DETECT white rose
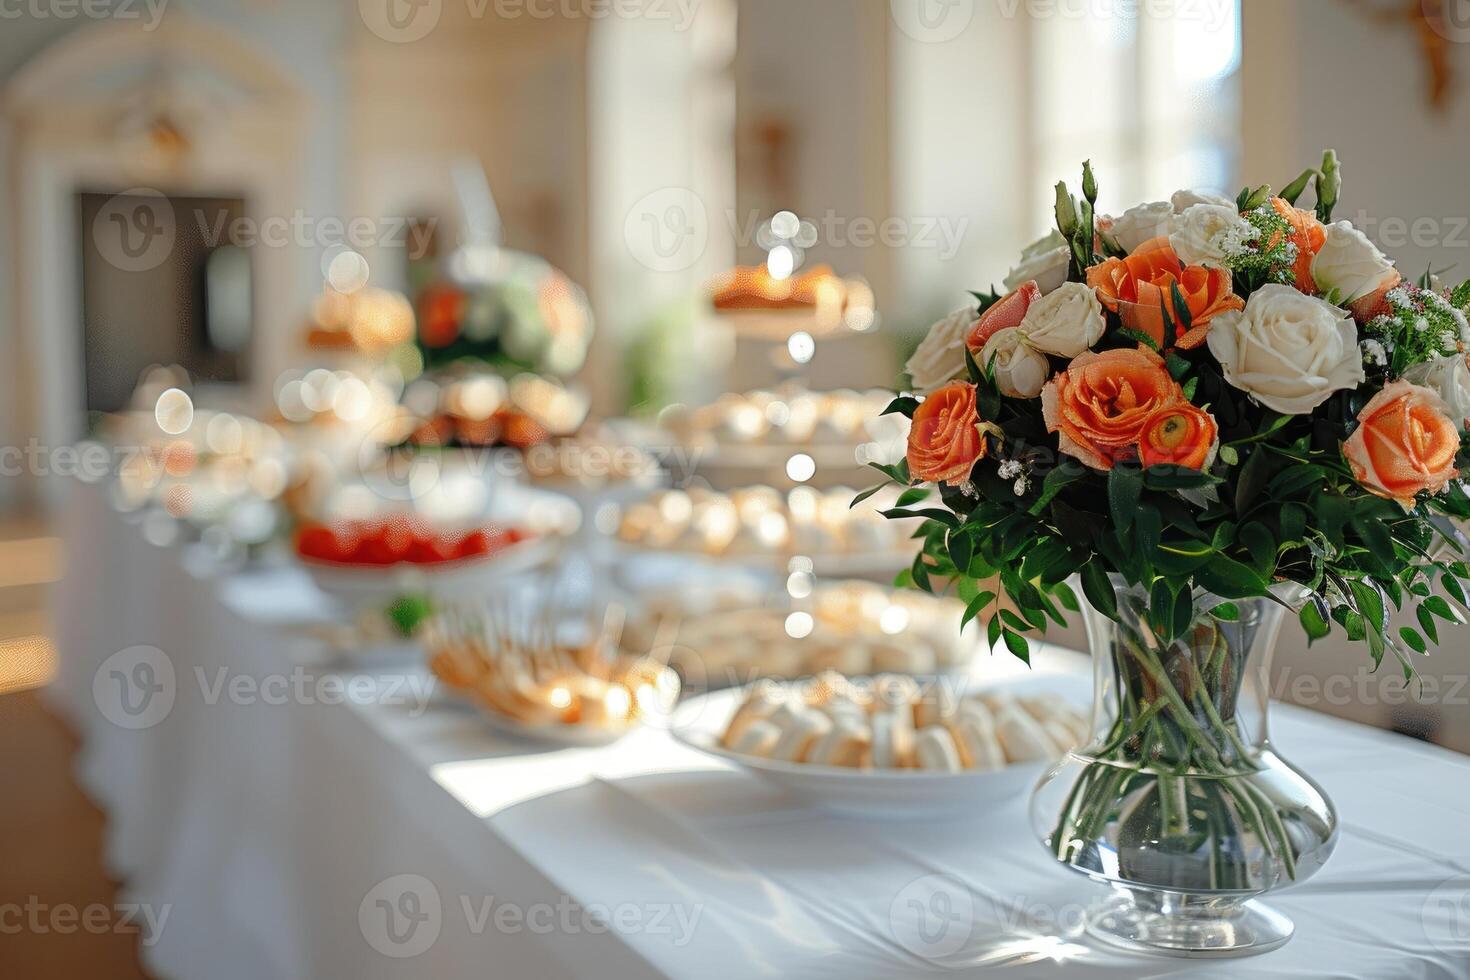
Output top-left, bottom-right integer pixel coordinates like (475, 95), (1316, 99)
(1017, 281), (1105, 358)
(905, 306), (973, 393)
(1171, 188), (1237, 212)
(1169, 203), (1254, 270)
(980, 328), (1051, 399)
(1403, 355), (1470, 430)
(1004, 231), (1070, 295)
(1206, 284), (1367, 415)
(1104, 200), (1172, 254)
(1311, 221), (1398, 304)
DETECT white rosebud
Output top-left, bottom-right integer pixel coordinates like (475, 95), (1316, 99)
(1206, 284), (1367, 415)
(979, 327), (1051, 399)
(1017, 281), (1106, 358)
(1169, 203), (1255, 270)
(1311, 221), (1398, 305)
(1171, 188), (1237, 212)
(1003, 231), (1070, 295)
(1104, 200), (1172, 254)
(1402, 355), (1470, 430)
(904, 306), (974, 394)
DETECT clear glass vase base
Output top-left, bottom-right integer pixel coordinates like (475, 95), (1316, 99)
(1085, 892), (1293, 958)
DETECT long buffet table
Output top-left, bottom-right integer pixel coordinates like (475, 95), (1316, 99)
(47, 481), (1470, 978)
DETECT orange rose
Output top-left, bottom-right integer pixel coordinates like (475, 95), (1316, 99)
(1139, 403), (1219, 470)
(1348, 275), (1403, 325)
(1268, 197), (1327, 295)
(1343, 380), (1460, 509)
(1041, 347), (1184, 471)
(966, 281), (1041, 351)
(1086, 237), (1243, 350)
(906, 382), (989, 484)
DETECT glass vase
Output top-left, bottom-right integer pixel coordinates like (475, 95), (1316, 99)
(1029, 577), (1339, 957)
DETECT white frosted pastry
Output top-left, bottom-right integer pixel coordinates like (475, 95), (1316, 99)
(870, 709), (916, 768)
(915, 726), (964, 773)
(721, 681), (786, 747)
(913, 683), (959, 729)
(974, 690), (1020, 717)
(994, 704), (1061, 763)
(808, 720), (871, 768)
(731, 719), (781, 758)
(1020, 694), (1090, 744)
(951, 704), (1007, 771)
(872, 674), (920, 713)
(769, 709), (833, 762)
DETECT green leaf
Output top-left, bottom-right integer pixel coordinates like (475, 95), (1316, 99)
(1218, 445), (1240, 467)
(1079, 561), (1117, 619)
(1299, 600), (1331, 643)
(1194, 558), (1268, 599)
(946, 528), (974, 575)
(987, 612), (1004, 650)
(1108, 465), (1144, 533)
(1279, 167), (1317, 206)
(850, 482), (891, 509)
(1240, 522), (1278, 576)
(961, 590), (996, 631)
(1348, 579), (1387, 635)
(894, 487), (931, 508)
(1029, 464), (1089, 514)
(1053, 581), (1081, 612)
(1416, 604), (1440, 645)
(882, 395), (920, 417)
(1400, 626), (1428, 654)
(1423, 595), (1464, 624)
(1002, 629), (1031, 664)
(1211, 602), (1240, 622)
(910, 554), (934, 594)
(881, 507), (959, 527)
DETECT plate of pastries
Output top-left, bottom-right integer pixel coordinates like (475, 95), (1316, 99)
(425, 602), (681, 746)
(673, 671), (1089, 816)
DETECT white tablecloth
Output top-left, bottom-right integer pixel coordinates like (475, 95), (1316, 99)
(48, 481), (1470, 978)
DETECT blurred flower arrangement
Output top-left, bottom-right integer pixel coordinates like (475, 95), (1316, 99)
(414, 247), (594, 379)
(869, 151), (1470, 671)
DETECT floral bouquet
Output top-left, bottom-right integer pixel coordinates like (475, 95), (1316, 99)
(875, 151), (1470, 669)
(868, 153), (1470, 949)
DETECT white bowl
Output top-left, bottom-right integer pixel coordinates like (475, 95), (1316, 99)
(671, 686), (1051, 819)
(300, 535), (557, 608)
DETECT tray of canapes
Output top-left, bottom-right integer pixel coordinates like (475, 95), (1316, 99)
(657, 387), (905, 473)
(613, 485), (917, 576)
(425, 605), (681, 746)
(672, 672), (1088, 817)
(621, 579), (982, 683)
(294, 518), (553, 605)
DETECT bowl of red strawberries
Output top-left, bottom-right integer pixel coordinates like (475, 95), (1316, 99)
(294, 517), (554, 605)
